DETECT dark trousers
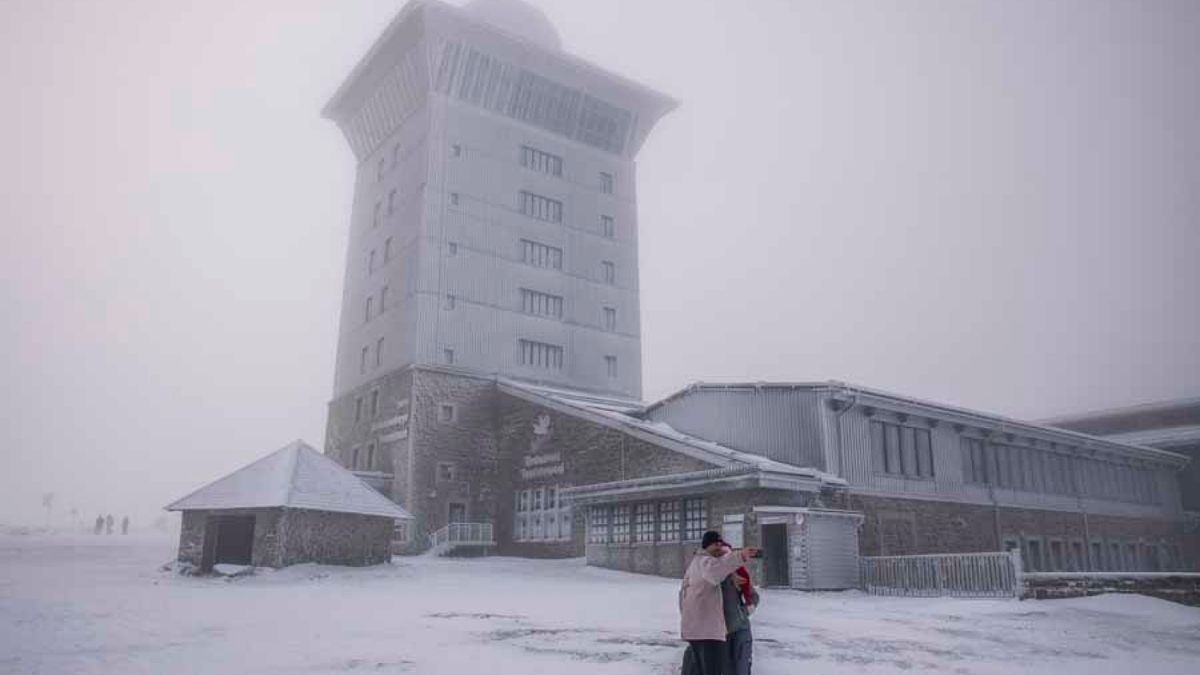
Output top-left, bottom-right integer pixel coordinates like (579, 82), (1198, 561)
(726, 627), (753, 675)
(683, 640), (726, 675)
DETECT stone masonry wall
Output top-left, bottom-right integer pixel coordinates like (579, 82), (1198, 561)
(279, 509), (394, 566)
(495, 388), (713, 558)
(404, 368), (501, 552)
(325, 366), (415, 484)
(174, 508), (284, 569)
(176, 511), (206, 566)
(845, 492), (1193, 570)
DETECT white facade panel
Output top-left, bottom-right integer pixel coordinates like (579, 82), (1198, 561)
(326, 7), (671, 402)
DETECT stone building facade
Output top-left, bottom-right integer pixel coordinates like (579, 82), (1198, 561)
(176, 508), (395, 570)
(326, 368), (1194, 583)
(314, 1), (1195, 585)
(166, 441), (411, 571)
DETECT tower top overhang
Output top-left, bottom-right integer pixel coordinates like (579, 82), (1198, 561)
(322, 0), (677, 160)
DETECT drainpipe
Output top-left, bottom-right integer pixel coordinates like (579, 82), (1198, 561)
(832, 385), (859, 481)
(620, 433), (627, 481)
(1076, 447), (1092, 570)
(988, 427), (1002, 550)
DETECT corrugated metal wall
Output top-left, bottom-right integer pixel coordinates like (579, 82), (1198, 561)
(834, 396), (1184, 519)
(645, 388), (828, 470)
(802, 513), (861, 590)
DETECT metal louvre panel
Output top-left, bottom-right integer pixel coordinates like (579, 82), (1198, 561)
(646, 388), (826, 469)
(805, 515), (860, 590)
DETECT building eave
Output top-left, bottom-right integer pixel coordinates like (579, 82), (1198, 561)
(641, 380), (1191, 469)
(322, 0), (677, 125)
(560, 466), (829, 506)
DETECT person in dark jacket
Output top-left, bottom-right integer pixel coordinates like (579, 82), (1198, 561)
(720, 564), (759, 675)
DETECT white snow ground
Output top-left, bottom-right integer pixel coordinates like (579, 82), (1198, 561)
(1, 534), (1198, 675)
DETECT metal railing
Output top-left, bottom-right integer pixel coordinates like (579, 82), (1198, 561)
(861, 550), (1023, 598)
(428, 522), (495, 555)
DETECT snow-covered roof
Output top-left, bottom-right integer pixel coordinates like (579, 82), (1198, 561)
(1105, 425), (1200, 449)
(463, 0), (562, 51)
(496, 379), (645, 414)
(644, 380), (1190, 468)
(497, 379), (847, 488)
(165, 440), (412, 520)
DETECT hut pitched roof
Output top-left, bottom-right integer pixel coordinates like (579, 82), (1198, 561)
(165, 440), (411, 520)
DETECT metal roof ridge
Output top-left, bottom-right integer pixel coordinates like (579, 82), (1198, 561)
(643, 379), (1188, 467)
(1039, 396), (1200, 425)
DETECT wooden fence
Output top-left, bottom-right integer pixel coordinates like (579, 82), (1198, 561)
(861, 551), (1023, 598)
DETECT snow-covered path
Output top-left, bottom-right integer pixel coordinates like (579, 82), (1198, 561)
(1, 534), (1198, 674)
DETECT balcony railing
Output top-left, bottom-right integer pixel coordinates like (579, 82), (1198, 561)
(428, 522), (495, 556)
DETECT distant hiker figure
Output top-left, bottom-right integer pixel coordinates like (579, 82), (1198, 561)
(121, 516), (129, 535)
(679, 531), (760, 675)
(93, 515), (104, 535)
(105, 514), (114, 535)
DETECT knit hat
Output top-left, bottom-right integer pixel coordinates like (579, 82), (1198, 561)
(701, 530), (722, 549)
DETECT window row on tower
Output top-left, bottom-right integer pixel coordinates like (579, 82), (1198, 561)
(518, 189), (617, 240)
(514, 339), (618, 379)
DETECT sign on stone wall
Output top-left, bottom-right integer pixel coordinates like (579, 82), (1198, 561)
(520, 413), (565, 481)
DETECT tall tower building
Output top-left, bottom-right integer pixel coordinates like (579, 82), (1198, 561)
(321, 0), (675, 543)
(323, 0), (674, 402)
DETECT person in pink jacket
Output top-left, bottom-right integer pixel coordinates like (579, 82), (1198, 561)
(679, 531), (761, 674)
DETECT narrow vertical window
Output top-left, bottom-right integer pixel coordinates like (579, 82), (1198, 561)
(368, 250), (376, 275)
(360, 346), (368, 374)
(915, 429), (934, 478)
(602, 261), (615, 285)
(884, 423), (900, 475)
(366, 442), (376, 470)
(447, 242), (458, 256)
(354, 396), (363, 422)
(872, 421), (887, 473)
(444, 348), (455, 365)
(384, 237), (392, 262)
(387, 189), (396, 215)
(603, 307), (616, 331)
(370, 389), (379, 418)
(600, 172), (613, 194)
(365, 296), (374, 323)
(605, 355), (617, 378)
(444, 294), (456, 310)
(373, 201), (381, 228)
(380, 286), (388, 313)
(601, 215), (614, 238)
(376, 157), (385, 182)
(391, 143), (400, 167)
(375, 337), (384, 368)
(451, 144), (461, 157)
(683, 498), (707, 542)
(449, 192), (459, 206)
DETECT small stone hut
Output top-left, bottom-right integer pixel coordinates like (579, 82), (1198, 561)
(166, 440), (411, 571)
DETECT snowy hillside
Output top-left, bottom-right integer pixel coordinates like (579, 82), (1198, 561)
(1, 534), (1198, 674)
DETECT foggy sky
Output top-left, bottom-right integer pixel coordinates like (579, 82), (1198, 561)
(2, 0), (1198, 526)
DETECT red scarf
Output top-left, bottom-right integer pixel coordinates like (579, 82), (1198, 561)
(719, 541), (756, 607)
